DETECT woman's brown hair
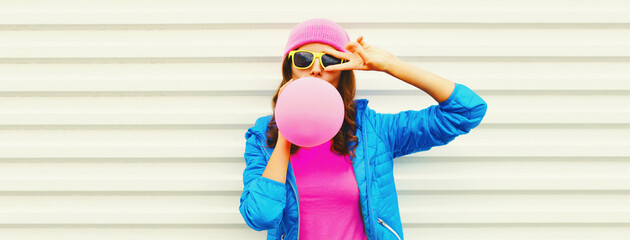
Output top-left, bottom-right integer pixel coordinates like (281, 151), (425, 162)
(266, 55), (359, 161)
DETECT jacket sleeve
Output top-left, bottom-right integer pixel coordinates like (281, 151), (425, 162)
(368, 83), (487, 158)
(238, 128), (287, 231)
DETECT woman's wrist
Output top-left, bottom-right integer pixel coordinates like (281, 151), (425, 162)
(384, 55), (404, 76)
(276, 131), (291, 149)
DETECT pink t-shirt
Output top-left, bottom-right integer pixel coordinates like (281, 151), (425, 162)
(290, 140), (368, 240)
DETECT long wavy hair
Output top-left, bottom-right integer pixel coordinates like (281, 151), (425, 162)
(266, 55), (359, 161)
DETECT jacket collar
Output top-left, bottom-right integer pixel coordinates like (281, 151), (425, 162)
(353, 99), (368, 129)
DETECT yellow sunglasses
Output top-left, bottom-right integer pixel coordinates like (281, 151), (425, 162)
(288, 50), (346, 69)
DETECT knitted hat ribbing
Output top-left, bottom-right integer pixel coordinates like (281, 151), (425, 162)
(283, 18), (350, 59)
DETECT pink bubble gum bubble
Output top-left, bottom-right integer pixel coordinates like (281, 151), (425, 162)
(275, 77), (344, 147)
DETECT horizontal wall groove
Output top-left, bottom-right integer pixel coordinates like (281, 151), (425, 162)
(0, 123), (628, 130)
(2, 22), (630, 30)
(395, 156), (630, 163)
(0, 157), (240, 163)
(0, 223), (629, 228)
(2, 56), (630, 64)
(0, 157), (626, 163)
(361, 90), (630, 96)
(2, 189), (630, 196)
(0, 191), (240, 196)
(403, 223), (630, 227)
(0, 91), (273, 97)
(478, 124), (630, 129)
(398, 190), (630, 195)
(2, 178), (630, 191)
(0, 224), (247, 228)
(0, 125), (250, 130)
(0, 58), (263, 64)
(0, 90), (628, 97)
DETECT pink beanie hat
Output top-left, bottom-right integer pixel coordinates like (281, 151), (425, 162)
(283, 18), (351, 58)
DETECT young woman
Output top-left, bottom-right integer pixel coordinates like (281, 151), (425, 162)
(239, 18), (487, 240)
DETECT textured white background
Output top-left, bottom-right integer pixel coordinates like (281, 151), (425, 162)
(1, 0), (630, 239)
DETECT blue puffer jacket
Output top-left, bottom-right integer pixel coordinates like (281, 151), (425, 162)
(240, 83), (487, 240)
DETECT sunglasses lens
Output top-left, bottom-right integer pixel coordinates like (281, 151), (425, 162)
(321, 54), (343, 67)
(293, 51), (314, 68)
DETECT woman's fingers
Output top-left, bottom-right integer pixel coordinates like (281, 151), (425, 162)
(322, 48), (352, 60)
(357, 36), (366, 46)
(322, 36), (372, 72)
(346, 41), (370, 65)
(324, 61), (358, 72)
(322, 48), (360, 71)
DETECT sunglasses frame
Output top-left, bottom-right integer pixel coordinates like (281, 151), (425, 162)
(288, 50), (345, 69)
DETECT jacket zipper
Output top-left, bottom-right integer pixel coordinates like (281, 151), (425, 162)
(256, 135), (297, 240)
(377, 218), (401, 240)
(363, 131), (378, 240)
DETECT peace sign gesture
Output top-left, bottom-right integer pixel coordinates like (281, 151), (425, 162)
(323, 36), (397, 73)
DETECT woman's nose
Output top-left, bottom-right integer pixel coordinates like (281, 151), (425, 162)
(310, 59), (322, 76)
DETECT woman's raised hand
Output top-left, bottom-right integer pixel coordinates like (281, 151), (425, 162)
(323, 36), (398, 73)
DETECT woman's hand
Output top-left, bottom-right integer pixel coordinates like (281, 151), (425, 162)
(323, 36), (399, 73)
(324, 36), (456, 103)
